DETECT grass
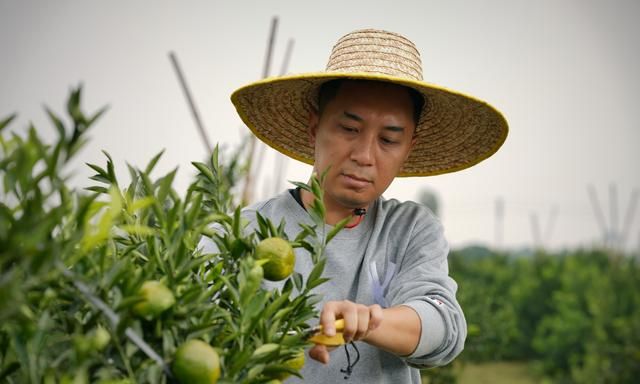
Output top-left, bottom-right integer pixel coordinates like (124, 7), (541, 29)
(423, 361), (540, 384)
(458, 361), (539, 384)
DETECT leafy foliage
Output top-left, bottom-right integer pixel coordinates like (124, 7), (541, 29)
(0, 87), (343, 383)
(441, 247), (640, 383)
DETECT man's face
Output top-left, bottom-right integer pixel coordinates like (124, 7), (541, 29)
(308, 80), (416, 210)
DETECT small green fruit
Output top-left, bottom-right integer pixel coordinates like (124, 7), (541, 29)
(255, 237), (295, 281)
(91, 326), (111, 351)
(273, 350), (305, 380)
(173, 339), (220, 384)
(133, 280), (175, 319)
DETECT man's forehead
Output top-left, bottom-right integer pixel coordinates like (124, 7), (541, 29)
(336, 80), (413, 97)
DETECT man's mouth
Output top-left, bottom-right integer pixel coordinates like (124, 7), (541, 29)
(341, 173), (372, 188)
(344, 174), (370, 183)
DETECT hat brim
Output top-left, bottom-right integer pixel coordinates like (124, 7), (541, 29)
(231, 72), (508, 177)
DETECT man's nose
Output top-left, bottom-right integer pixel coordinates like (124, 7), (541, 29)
(350, 134), (375, 166)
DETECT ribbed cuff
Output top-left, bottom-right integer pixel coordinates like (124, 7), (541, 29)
(401, 300), (446, 358)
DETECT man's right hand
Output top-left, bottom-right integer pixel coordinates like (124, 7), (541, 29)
(308, 300), (383, 364)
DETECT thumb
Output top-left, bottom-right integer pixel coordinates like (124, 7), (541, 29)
(309, 344), (335, 365)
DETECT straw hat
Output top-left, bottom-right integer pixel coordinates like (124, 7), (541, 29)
(231, 29), (508, 177)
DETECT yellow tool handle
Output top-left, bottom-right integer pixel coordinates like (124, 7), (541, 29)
(329, 318), (345, 331)
(309, 319), (346, 346)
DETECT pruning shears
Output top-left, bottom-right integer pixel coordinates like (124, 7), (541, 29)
(290, 319), (347, 346)
(289, 319), (362, 379)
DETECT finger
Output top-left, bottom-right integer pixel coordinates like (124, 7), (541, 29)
(320, 302), (338, 336)
(354, 305), (371, 340)
(309, 344), (336, 364)
(368, 304), (384, 331)
(341, 302), (358, 342)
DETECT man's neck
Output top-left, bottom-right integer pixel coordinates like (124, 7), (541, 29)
(299, 189), (367, 226)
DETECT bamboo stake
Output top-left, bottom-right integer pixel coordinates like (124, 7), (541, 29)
(169, 51), (213, 154)
(620, 188), (639, 249)
(587, 184), (609, 247)
(242, 16), (278, 205)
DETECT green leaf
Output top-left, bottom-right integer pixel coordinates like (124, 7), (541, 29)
(84, 186), (109, 194)
(232, 206), (242, 238)
(293, 272), (303, 291)
(192, 161), (215, 183)
(311, 177), (322, 199)
(86, 105), (109, 127)
(262, 291), (291, 320)
(45, 108), (65, 138)
(102, 150), (117, 185)
(0, 113), (17, 132)
(144, 149), (165, 175)
(89, 174), (111, 184)
(246, 363), (265, 380)
(128, 196), (155, 213)
(67, 85), (83, 122)
(210, 144), (220, 172)
(251, 343), (279, 358)
(276, 218), (286, 236)
(185, 192), (202, 226)
(288, 180), (312, 193)
(307, 294), (323, 306)
(67, 136), (90, 160)
(255, 211), (269, 238)
(263, 364), (302, 380)
(306, 277), (330, 291)
(268, 218), (279, 238)
(0, 361), (20, 380)
(156, 167), (177, 204)
(86, 162), (108, 179)
(120, 224), (155, 237)
(326, 215), (350, 244)
(294, 226), (312, 242)
(306, 258), (326, 287)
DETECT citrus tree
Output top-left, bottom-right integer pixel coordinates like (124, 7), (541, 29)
(0, 87), (344, 383)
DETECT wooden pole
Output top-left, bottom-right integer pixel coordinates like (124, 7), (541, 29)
(169, 51), (213, 154)
(620, 188), (639, 249)
(273, 38), (295, 195)
(242, 16), (278, 205)
(587, 184), (609, 247)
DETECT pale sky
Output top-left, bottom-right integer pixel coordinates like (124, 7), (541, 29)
(2, 0), (639, 252)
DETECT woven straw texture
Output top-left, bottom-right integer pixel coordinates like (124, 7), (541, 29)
(231, 29), (508, 177)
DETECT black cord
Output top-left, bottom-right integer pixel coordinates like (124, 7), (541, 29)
(340, 341), (360, 379)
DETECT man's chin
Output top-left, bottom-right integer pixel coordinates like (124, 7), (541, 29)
(335, 193), (372, 210)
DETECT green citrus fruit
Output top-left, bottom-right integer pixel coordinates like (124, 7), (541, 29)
(91, 326), (111, 351)
(133, 280), (175, 319)
(173, 339), (220, 384)
(97, 379), (133, 384)
(255, 237), (295, 281)
(273, 350), (305, 380)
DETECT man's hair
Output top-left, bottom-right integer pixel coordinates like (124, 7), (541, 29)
(317, 79), (425, 129)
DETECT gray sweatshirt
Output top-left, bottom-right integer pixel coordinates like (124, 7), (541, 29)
(230, 191), (467, 384)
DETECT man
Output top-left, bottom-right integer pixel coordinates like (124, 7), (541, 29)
(229, 29), (508, 382)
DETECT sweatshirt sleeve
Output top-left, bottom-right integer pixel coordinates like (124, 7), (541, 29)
(385, 208), (467, 368)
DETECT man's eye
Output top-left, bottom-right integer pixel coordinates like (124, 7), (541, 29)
(341, 125), (357, 133)
(381, 137), (398, 145)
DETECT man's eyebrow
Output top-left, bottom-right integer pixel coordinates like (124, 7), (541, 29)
(342, 111), (363, 122)
(342, 111), (405, 132)
(384, 126), (404, 133)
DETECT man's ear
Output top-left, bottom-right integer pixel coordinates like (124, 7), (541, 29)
(308, 108), (319, 145)
(404, 135), (417, 162)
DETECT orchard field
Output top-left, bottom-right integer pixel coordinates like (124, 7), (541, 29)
(423, 246), (640, 384)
